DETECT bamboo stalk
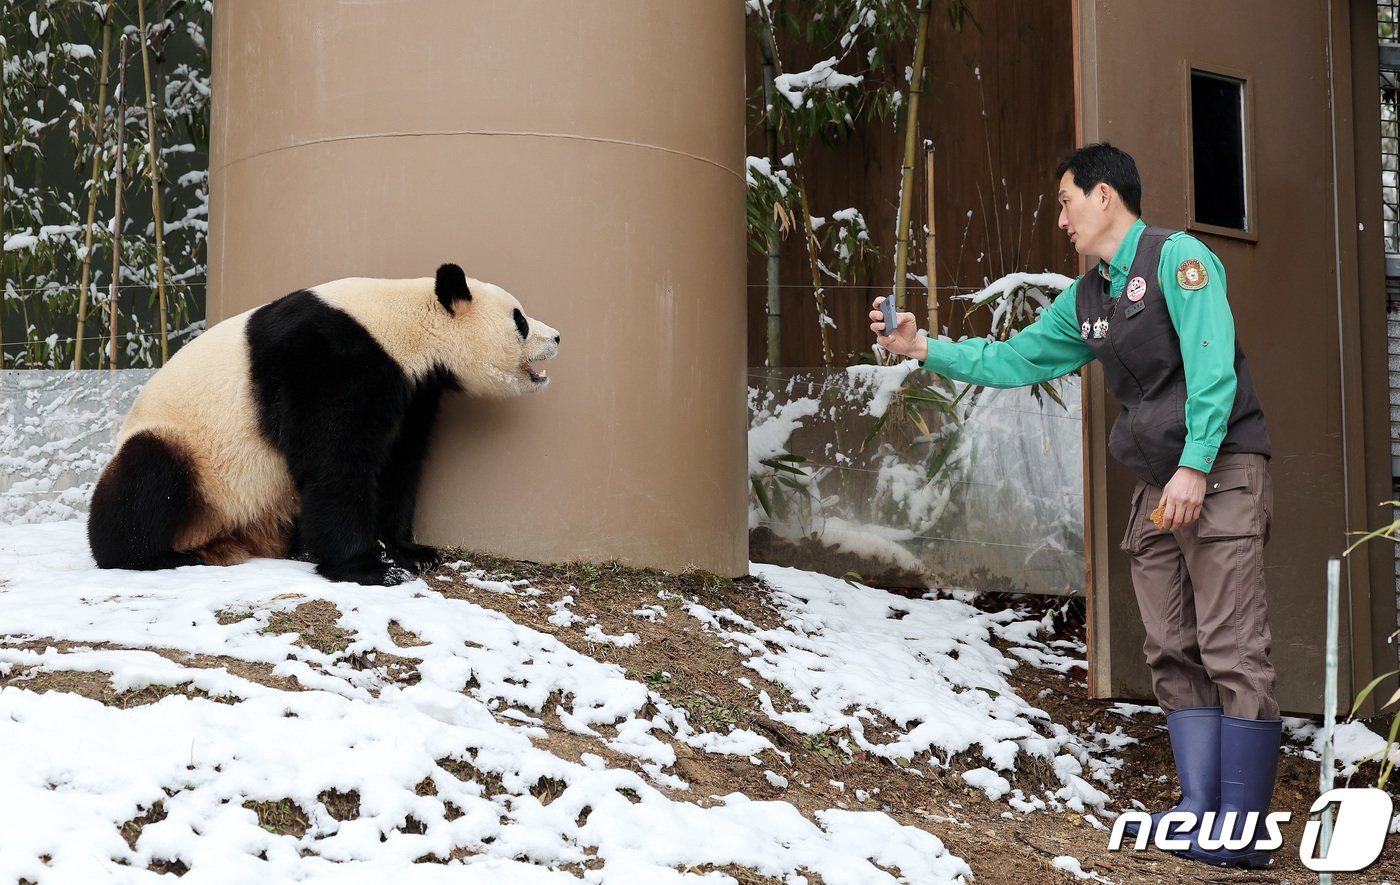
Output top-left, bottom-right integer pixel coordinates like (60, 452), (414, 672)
(1319, 556), (1341, 885)
(758, 26), (782, 369)
(108, 36), (130, 371)
(891, 0), (932, 332)
(1, 29), (7, 368)
(795, 169), (832, 367)
(925, 144), (938, 335)
(74, 0), (117, 371)
(756, 7), (831, 367)
(136, 0), (170, 364)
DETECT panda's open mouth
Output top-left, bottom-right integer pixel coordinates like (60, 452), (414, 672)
(525, 363), (549, 385)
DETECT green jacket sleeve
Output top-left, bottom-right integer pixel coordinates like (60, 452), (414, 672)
(921, 280), (1094, 387)
(1160, 234), (1236, 474)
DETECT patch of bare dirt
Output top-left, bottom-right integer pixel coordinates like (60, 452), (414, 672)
(427, 554), (1400, 885)
(265, 599), (351, 655)
(0, 636), (304, 700)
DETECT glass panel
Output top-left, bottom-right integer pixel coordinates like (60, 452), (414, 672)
(748, 367), (1084, 596)
(0, 369), (154, 523)
(1383, 68), (1399, 255)
(1382, 0), (1400, 41)
(1191, 70), (1248, 231)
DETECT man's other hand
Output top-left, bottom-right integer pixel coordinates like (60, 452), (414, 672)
(1158, 466), (1207, 531)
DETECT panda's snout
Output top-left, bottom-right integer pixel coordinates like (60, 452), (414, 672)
(530, 325), (561, 363)
(522, 327), (559, 388)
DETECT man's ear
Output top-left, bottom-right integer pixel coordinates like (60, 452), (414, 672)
(1096, 182), (1114, 209)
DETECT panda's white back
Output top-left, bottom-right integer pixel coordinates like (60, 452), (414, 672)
(309, 277), (443, 381)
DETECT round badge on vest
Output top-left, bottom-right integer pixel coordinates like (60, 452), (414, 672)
(1127, 276), (1147, 302)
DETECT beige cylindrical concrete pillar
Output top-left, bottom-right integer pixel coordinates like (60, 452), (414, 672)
(209, 3), (747, 574)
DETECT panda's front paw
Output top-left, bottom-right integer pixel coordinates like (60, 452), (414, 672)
(318, 557), (402, 587)
(385, 540), (443, 573)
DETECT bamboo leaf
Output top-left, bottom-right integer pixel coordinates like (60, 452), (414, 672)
(1344, 522), (1400, 556)
(861, 412), (890, 451)
(776, 476), (809, 495)
(1038, 380), (1067, 410)
(1348, 669), (1400, 718)
(765, 461), (808, 477)
(905, 403), (931, 438)
(1379, 715), (1400, 790)
(925, 437), (956, 481)
(751, 477), (773, 519)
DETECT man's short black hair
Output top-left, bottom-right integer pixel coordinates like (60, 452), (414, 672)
(1055, 143), (1142, 216)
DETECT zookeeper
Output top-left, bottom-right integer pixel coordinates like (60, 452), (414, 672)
(871, 143), (1280, 870)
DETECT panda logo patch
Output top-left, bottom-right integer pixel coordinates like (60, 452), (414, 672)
(1176, 259), (1209, 291)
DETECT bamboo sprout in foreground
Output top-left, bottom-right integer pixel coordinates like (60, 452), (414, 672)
(108, 37), (130, 371)
(891, 0), (933, 360)
(137, 0), (170, 365)
(75, 1), (117, 370)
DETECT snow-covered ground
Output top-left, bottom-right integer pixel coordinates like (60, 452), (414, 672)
(3, 520), (1397, 883)
(0, 519), (1120, 884)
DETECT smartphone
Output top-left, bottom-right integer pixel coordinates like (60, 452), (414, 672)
(880, 296), (897, 336)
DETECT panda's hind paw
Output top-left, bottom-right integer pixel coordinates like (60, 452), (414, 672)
(385, 541), (443, 574)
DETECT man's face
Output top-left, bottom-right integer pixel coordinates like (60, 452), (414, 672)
(1057, 170), (1106, 259)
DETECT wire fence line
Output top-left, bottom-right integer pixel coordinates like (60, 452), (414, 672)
(0, 330), (202, 349)
(0, 282), (208, 295)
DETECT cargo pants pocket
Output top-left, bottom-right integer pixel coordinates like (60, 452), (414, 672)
(1196, 463), (1262, 541)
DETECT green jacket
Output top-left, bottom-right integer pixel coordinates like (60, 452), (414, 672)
(921, 219), (1244, 475)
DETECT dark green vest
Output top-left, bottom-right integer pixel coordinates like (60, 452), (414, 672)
(1074, 226), (1271, 485)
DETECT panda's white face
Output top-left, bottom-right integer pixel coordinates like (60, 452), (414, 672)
(305, 270), (559, 399)
(450, 277), (560, 398)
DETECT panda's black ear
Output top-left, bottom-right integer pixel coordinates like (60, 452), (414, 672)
(435, 263), (471, 314)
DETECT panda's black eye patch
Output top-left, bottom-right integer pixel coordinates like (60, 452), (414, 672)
(513, 308), (529, 340)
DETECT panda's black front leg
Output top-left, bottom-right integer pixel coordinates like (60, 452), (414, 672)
(287, 429), (410, 587)
(376, 380), (447, 574)
(299, 475), (405, 586)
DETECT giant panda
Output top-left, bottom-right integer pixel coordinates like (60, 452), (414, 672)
(88, 263), (560, 586)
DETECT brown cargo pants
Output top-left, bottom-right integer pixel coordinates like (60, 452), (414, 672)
(1120, 452), (1279, 720)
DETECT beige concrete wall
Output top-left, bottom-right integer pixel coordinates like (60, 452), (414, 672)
(209, 2), (748, 573)
(1077, 0), (1394, 715)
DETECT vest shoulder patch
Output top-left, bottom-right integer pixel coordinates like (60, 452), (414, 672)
(1176, 258), (1209, 291)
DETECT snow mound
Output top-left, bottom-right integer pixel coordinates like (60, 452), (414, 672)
(0, 521), (976, 884)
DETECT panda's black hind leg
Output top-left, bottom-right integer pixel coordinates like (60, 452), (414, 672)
(384, 540), (442, 573)
(89, 431), (204, 571)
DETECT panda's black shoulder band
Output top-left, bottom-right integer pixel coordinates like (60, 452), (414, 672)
(435, 263), (471, 314)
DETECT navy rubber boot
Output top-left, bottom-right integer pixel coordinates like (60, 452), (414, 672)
(1179, 716), (1284, 868)
(1122, 706), (1222, 842)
